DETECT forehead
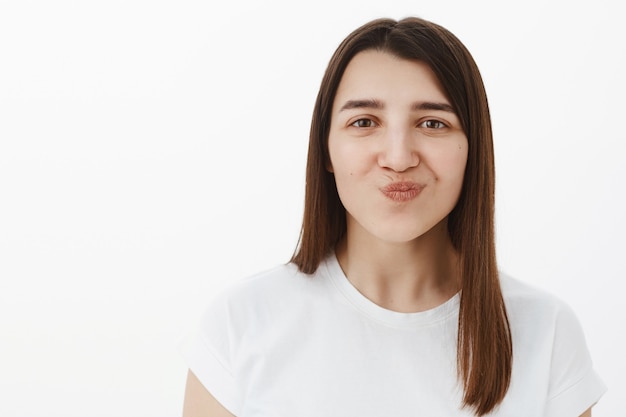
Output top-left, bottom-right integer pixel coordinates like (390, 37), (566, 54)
(333, 50), (449, 108)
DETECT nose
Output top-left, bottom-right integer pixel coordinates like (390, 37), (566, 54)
(377, 127), (419, 172)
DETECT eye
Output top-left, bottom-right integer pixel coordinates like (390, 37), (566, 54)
(420, 119), (447, 129)
(350, 118), (377, 128)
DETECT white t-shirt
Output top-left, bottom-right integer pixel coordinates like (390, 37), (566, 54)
(181, 254), (606, 416)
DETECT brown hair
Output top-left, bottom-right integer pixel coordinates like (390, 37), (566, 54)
(291, 17), (512, 415)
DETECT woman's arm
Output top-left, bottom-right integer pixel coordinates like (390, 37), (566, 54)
(182, 370), (235, 417)
(580, 407), (592, 417)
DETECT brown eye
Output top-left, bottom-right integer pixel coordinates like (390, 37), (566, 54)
(351, 118), (376, 128)
(422, 119), (446, 129)
(421, 120), (446, 129)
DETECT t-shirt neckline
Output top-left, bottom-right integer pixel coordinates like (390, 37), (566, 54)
(322, 252), (460, 329)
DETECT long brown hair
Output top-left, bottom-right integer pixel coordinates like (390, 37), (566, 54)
(291, 17), (512, 415)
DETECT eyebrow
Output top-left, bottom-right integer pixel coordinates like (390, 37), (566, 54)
(339, 99), (455, 113)
(339, 99), (384, 111)
(412, 101), (455, 113)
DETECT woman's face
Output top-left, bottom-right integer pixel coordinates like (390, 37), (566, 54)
(328, 50), (468, 244)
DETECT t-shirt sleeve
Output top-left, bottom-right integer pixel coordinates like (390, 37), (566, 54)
(180, 291), (242, 416)
(543, 301), (606, 416)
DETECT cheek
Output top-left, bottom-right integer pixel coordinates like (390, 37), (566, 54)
(450, 139), (469, 174)
(453, 147), (469, 177)
(431, 142), (468, 183)
(452, 150), (469, 194)
(329, 145), (368, 203)
(327, 137), (340, 172)
(328, 141), (367, 176)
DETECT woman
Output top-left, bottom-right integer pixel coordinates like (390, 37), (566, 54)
(181, 17), (606, 416)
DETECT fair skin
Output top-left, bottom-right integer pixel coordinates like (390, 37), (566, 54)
(328, 50), (467, 312)
(183, 370), (234, 417)
(182, 49), (594, 417)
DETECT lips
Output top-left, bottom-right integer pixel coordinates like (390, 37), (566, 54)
(380, 181), (424, 202)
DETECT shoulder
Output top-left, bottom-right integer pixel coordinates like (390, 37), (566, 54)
(221, 262), (302, 299)
(215, 261), (326, 305)
(498, 271), (592, 369)
(182, 262), (322, 416)
(497, 273), (606, 414)
(498, 271), (591, 353)
(198, 261), (330, 328)
(499, 272), (575, 319)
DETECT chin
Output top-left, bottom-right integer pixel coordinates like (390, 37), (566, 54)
(368, 216), (450, 244)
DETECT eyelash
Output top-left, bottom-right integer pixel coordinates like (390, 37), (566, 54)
(349, 118), (448, 129)
(420, 120), (447, 129)
(351, 118), (377, 128)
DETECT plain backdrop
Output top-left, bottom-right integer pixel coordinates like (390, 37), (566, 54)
(1, 0), (624, 415)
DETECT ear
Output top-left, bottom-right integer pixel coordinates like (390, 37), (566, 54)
(325, 160), (334, 173)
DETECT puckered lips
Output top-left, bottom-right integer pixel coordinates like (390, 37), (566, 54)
(380, 181), (425, 202)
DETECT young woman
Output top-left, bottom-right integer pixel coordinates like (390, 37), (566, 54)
(181, 17), (606, 416)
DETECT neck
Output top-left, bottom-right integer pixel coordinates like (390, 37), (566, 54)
(335, 219), (461, 313)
